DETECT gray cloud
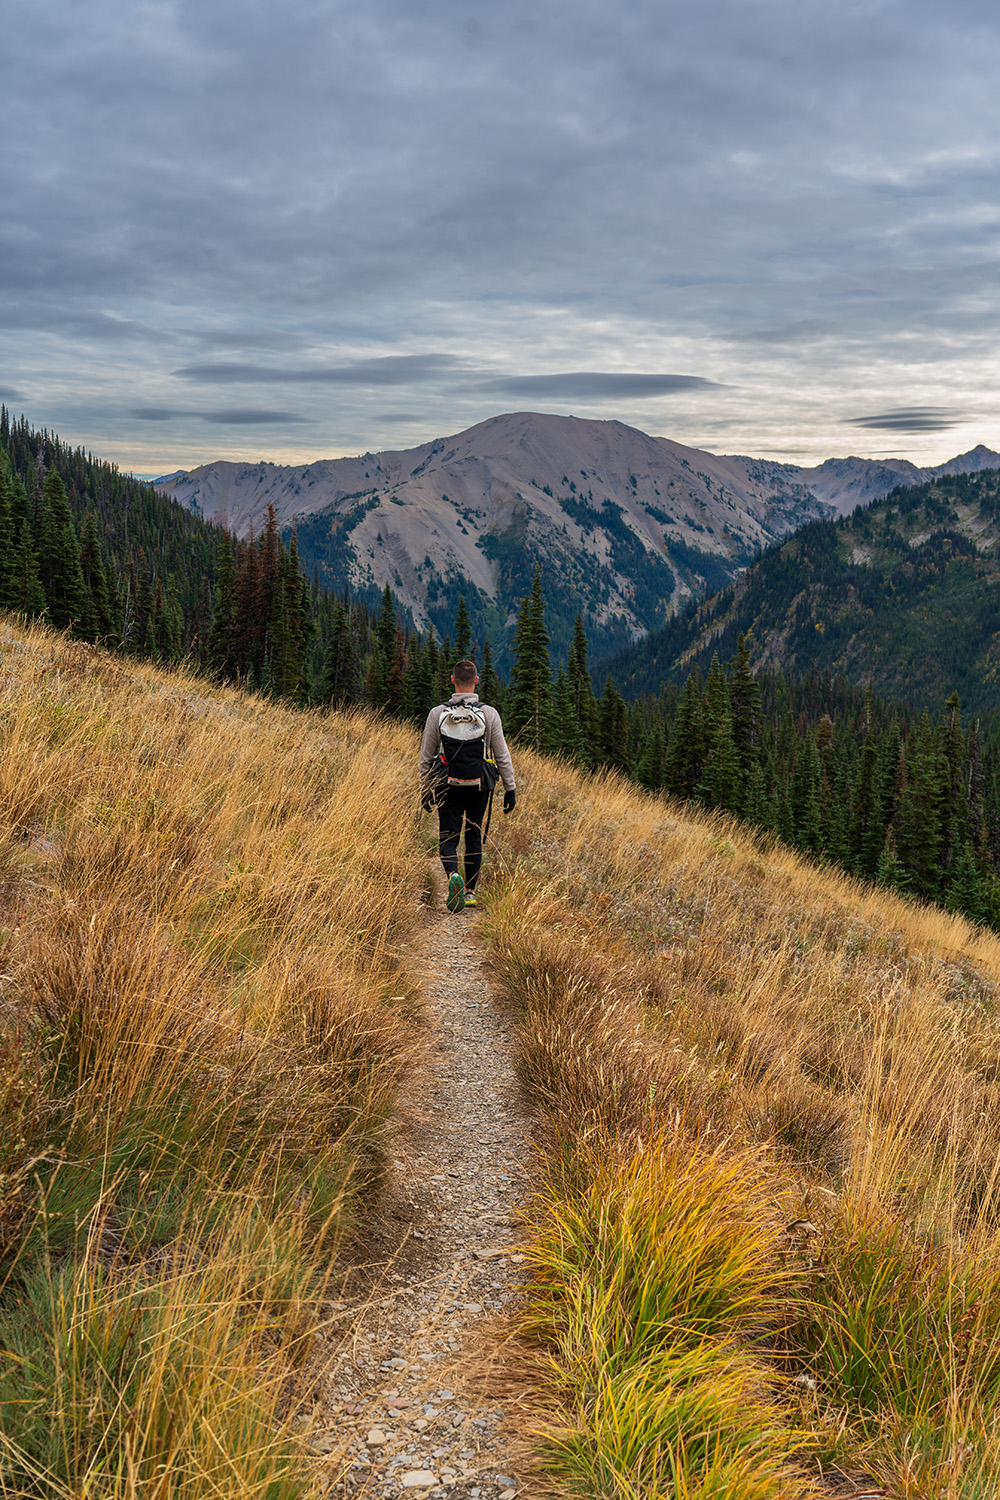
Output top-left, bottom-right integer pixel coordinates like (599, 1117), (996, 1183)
(130, 406), (182, 420)
(0, 385), (23, 401)
(5, 0), (1000, 466)
(202, 409), (305, 425)
(844, 408), (969, 432)
(173, 355), (464, 385)
(483, 373), (723, 400)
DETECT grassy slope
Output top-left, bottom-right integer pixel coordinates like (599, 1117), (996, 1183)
(483, 749), (1000, 1498)
(0, 619), (426, 1498)
(9, 615), (1000, 1497)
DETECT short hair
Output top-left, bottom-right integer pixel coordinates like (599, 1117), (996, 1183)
(452, 658), (478, 686)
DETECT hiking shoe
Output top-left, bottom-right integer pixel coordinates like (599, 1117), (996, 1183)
(446, 872), (466, 912)
(463, 890), (478, 909)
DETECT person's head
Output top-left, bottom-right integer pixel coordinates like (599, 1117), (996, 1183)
(451, 658), (478, 691)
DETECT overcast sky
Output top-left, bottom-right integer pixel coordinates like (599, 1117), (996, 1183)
(4, 0), (1000, 472)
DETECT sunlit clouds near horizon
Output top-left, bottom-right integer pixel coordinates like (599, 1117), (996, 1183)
(4, 0), (1000, 472)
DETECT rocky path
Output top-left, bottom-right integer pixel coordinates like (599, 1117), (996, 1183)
(311, 882), (535, 1500)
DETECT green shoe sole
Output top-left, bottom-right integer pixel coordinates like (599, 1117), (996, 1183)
(446, 873), (466, 912)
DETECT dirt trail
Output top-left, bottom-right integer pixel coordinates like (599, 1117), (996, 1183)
(313, 880), (536, 1499)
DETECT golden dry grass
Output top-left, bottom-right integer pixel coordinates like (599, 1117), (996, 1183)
(482, 748), (1000, 1497)
(0, 619), (427, 1498)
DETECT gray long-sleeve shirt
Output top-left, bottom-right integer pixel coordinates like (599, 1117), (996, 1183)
(419, 693), (516, 794)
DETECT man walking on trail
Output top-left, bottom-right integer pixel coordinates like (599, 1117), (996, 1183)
(420, 659), (516, 912)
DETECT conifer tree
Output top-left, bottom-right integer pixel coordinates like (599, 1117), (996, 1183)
(696, 655), (741, 813)
(743, 759), (770, 827)
(876, 832), (910, 892)
(9, 520), (47, 620)
(849, 736), (885, 880)
(664, 671), (705, 797)
(566, 614), (597, 764)
(453, 595), (472, 658)
(320, 598), (359, 708)
(939, 692), (967, 879)
(162, 577), (184, 660)
(37, 470), (92, 635)
(636, 718), (666, 791)
(550, 667), (585, 762)
(385, 625), (408, 715)
(231, 529), (261, 675)
(596, 679), (631, 774)
(506, 569), (552, 750)
(479, 636), (502, 712)
(207, 531), (237, 678)
(365, 585), (397, 708)
(896, 712), (945, 898)
(0, 458), (14, 606)
(729, 634), (762, 783)
(946, 839), (982, 921)
(401, 631), (434, 722)
(80, 511), (115, 641)
(435, 635), (454, 704)
(791, 729), (823, 853)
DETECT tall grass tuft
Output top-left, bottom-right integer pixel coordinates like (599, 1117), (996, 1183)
(0, 620), (426, 1496)
(481, 747), (1000, 1493)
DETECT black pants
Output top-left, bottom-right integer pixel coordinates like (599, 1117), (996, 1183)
(438, 785), (491, 891)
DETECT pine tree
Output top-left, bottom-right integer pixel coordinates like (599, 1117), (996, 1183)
(506, 569), (552, 750)
(365, 585), (396, 708)
(596, 679), (631, 774)
(636, 718), (666, 791)
(664, 671), (705, 797)
(849, 736), (885, 880)
(134, 560), (155, 658)
(566, 614), (597, 763)
(37, 470), (92, 635)
(945, 838), (983, 922)
(896, 712), (945, 899)
(79, 511), (115, 641)
(162, 576), (184, 660)
(876, 832), (910, 892)
(435, 635), (454, 704)
(453, 595), (472, 658)
(231, 529), (261, 675)
(321, 598), (359, 708)
(790, 729), (823, 853)
(550, 667), (585, 762)
(207, 531), (237, 678)
(0, 457), (15, 607)
(729, 634), (762, 783)
(402, 631), (435, 722)
(9, 519), (47, 620)
(938, 692), (968, 881)
(479, 636), (502, 712)
(696, 655), (741, 813)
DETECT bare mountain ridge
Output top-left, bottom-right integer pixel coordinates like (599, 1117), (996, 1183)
(154, 413), (1000, 643)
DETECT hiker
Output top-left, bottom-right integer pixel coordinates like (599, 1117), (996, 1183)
(419, 658), (516, 911)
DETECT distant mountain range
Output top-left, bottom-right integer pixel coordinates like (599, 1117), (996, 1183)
(603, 466), (1000, 719)
(155, 412), (1000, 662)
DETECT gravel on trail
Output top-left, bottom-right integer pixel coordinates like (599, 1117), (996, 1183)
(311, 879), (536, 1500)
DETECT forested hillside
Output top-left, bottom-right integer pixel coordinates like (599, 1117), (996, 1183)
(604, 467), (1000, 719)
(0, 411), (392, 700)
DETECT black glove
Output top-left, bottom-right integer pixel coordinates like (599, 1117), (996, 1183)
(503, 789), (517, 815)
(421, 792), (434, 813)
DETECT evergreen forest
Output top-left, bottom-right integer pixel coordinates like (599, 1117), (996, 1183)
(605, 466), (1000, 719)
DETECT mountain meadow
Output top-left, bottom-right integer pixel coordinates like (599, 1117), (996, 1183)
(9, 412), (1000, 1496)
(2, 610), (1000, 1496)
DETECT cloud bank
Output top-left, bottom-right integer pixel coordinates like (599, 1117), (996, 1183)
(3, 0), (1000, 467)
